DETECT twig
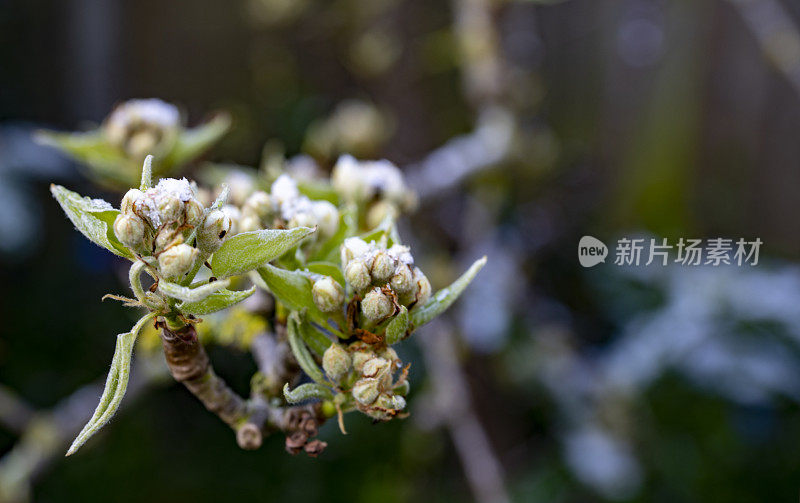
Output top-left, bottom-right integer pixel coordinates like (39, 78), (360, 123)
(417, 320), (510, 503)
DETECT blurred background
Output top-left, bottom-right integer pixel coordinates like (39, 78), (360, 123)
(3, 0), (800, 501)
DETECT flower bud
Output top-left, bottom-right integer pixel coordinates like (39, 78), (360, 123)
(220, 205), (241, 236)
(370, 252), (395, 284)
(379, 347), (399, 364)
(243, 191), (273, 220)
(366, 200), (396, 230)
(340, 237), (371, 268)
(239, 215), (262, 234)
(157, 195), (183, 223)
(126, 130), (158, 159)
(312, 201), (339, 237)
(390, 264), (414, 295)
(352, 378), (380, 406)
(197, 209), (231, 253)
(345, 260), (371, 292)
(362, 287), (394, 322)
(390, 395), (406, 410)
(312, 277), (344, 313)
(114, 214), (146, 250)
(332, 155), (368, 201)
(184, 199), (204, 228)
(287, 211), (316, 230)
(322, 344), (352, 382)
(121, 188), (143, 214)
(413, 267), (432, 306)
(154, 226), (181, 252)
(158, 243), (198, 280)
(349, 342), (376, 374)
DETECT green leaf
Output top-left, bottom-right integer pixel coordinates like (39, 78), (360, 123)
(304, 261), (345, 287)
(287, 314), (326, 385)
(298, 319), (333, 356)
(385, 306), (409, 345)
(256, 264), (325, 323)
(211, 227), (317, 279)
(158, 278), (231, 302)
(164, 114), (231, 168)
(67, 313), (155, 456)
(50, 185), (133, 259)
(37, 130), (140, 187)
(177, 286), (256, 315)
(139, 155), (154, 190)
(410, 256), (487, 328)
(283, 382), (334, 404)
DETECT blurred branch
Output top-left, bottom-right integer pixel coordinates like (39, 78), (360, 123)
(730, 0), (800, 97)
(0, 385), (34, 435)
(417, 320), (510, 503)
(0, 356), (167, 503)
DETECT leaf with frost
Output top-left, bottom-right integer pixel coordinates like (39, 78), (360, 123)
(257, 264), (326, 323)
(287, 314), (326, 385)
(410, 256), (487, 328)
(386, 306), (409, 345)
(177, 286), (256, 315)
(211, 227), (316, 279)
(67, 313), (155, 456)
(158, 278), (231, 302)
(50, 185), (133, 259)
(283, 382), (333, 404)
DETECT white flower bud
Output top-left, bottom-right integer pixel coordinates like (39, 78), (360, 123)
(287, 211), (316, 230)
(312, 201), (339, 237)
(345, 260), (371, 292)
(340, 237), (371, 268)
(156, 195), (182, 223)
(121, 188), (144, 214)
(413, 267), (431, 306)
(154, 226), (181, 252)
(352, 378), (380, 406)
(362, 287), (394, 322)
(370, 251), (395, 284)
(184, 199), (204, 228)
(242, 191), (273, 220)
(361, 357), (390, 378)
(366, 200), (396, 230)
(390, 264), (414, 295)
(390, 395), (406, 410)
(348, 342), (376, 374)
(114, 214), (146, 250)
(197, 209), (231, 253)
(126, 131), (159, 159)
(322, 344), (352, 382)
(332, 155), (368, 201)
(238, 215), (262, 234)
(270, 174), (300, 207)
(158, 243), (198, 280)
(312, 277), (344, 313)
(220, 205), (241, 236)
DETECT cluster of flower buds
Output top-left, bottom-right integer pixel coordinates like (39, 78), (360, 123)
(103, 99), (180, 160)
(235, 174), (339, 238)
(340, 237), (431, 321)
(113, 178), (216, 280)
(322, 342), (408, 421)
(331, 155), (416, 228)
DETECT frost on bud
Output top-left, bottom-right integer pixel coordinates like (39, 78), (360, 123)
(220, 205), (241, 236)
(157, 195), (182, 223)
(345, 260), (371, 293)
(312, 277), (344, 313)
(322, 344), (352, 382)
(242, 191), (272, 220)
(287, 211), (316, 230)
(352, 378), (380, 406)
(312, 201), (339, 237)
(361, 287), (395, 322)
(113, 214), (146, 250)
(340, 237), (371, 268)
(361, 357), (390, 378)
(370, 251), (395, 284)
(121, 188), (143, 214)
(390, 264), (414, 295)
(366, 200), (396, 230)
(103, 99), (180, 159)
(413, 267), (432, 306)
(332, 155), (368, 201)
(158, 243), (198, 280)
(197, 209), (231, 253)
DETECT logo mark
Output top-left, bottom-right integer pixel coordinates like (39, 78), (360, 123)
(578, 236), (608, 268)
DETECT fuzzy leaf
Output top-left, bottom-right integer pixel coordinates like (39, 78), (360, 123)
(410, 256), (487, 327)
(298, 319), (333, 356)
(283, 382), (334, 404)
(311, 204), (357, 263)
(386, 306), (409, 345)
(287, 314), (327, 385)
(211, 227), (316, 279)
(158, 278), (231, 302)
(177, 286), (256, 315)
(256, 264), (326, 322)
(67, 313), (155, 456)
(139, 155), (154, 190)
(164, 114), (231, 168)
(304, 262), (345, 287)
(37, 131), (141, 187)
(50, 184), (133, 259)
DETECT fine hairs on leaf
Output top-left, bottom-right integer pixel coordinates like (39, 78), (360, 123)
(139, 155), (154, 190)
(287, 313), (327, 385)
(211, 226), (317, 279)
(67, 313), (156, 456)
(157, 278), (231, 303)
(410, 256), (488, 327)
(386, 305), (409, 345)
(283, 382), (334, 404)
(177, 286), (256, 315)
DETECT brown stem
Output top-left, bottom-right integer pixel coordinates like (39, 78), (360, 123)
(158, 321), (327, 454)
